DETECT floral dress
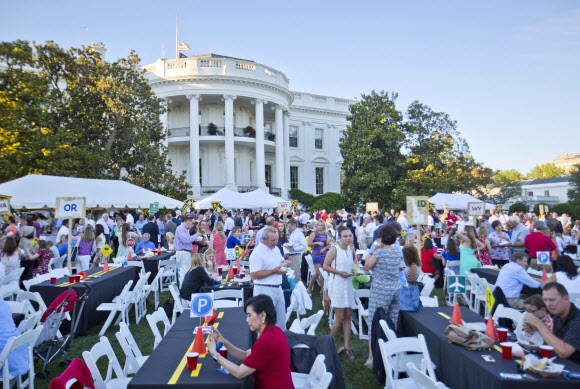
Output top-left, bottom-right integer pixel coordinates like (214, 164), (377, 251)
(33, 248), (53, 276)
(489, 232), (510, 261)
(311, 233), (328, 265)
(368, 247), (402, 336)
(476, 238), (493, 266)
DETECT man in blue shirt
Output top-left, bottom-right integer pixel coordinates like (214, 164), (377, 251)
(136, 233), (156, 255)
(496, 252), (542, 309)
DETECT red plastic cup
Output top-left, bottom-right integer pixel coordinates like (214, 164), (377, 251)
(75, 275), (81, 283)
(540, 345), (554, 358)
(218, 267), (223, 275)
(50, 277), (56, 285)
(69, 276), (75, 283)
(240, 273), (245, 279)
(219, 346), (228, 359)
(233, 267), (238, 276)
(500, 342), (513, 360)
(497, 328), (508, 343)
(186, 352), (199, 371)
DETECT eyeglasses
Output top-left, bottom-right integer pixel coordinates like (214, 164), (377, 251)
(526, 308), (539, 314)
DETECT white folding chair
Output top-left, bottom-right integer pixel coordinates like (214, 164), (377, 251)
(168, 283), (185, 324)
(5, 301), (26, 314)
(406, 362), (448, 389)
(177, 265), (188, 288)
(289, 310), (324, 336)
(291, 354), (333, 389)
(115, 322), (149, 376)
(142, 271), (163, 310)
(16, 291), (47, 318)
(419, 296), (439, 307)
(304, 254), (316, 286)
(97, 280), (134, 337)
(213, 289), (244, 306)
(125, 272), (151, 324)
(354, 289), (370, 340)
(470, 275), (489, 316)
(379, 320), (437, 375)
(527, 268), (542, 276)
(18, 312), (42, 334)
(146, 307), (172, 349)
(1, 268), (24, 298)
(492, 304), (524, 329)
(82, 336), (132, 389)
(420, 276), (435, 298)
(127, 261), (145, 273)
(159, 259), (177, 292)
(378, 335), (437, 388)
(0, 326), (43, 389)
(47, 267), (69, 278)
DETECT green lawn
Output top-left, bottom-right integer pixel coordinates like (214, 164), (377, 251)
(32, 284), (449, 389)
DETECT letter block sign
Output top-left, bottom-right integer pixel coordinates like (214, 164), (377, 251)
(55, 197), (87, 219)
(467, 202), (485, 217)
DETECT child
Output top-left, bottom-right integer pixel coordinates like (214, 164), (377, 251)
(26, 240), (53, 276)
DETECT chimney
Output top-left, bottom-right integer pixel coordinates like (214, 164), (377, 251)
(91, 42), (106, 60)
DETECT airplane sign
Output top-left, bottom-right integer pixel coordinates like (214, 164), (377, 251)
(447, 275), (466, 294)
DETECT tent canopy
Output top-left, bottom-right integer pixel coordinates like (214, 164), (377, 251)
(193, 188), (288, 210)
(428, 193), (495, 211)
(0, 174), (183, 210)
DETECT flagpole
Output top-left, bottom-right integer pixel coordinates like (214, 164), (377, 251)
(175, 14), (178, 59)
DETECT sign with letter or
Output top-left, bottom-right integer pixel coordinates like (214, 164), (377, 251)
(537, 251), (550, 264)
(406, 196), (429, 225)
(0, 195), (11, 215)
(149, 202), (159, 215)
(55, 197), (86, 219)
(447, 275), (466, 294)
(485, 284), (495, 314)
(277, 201), (292, 213)
(366, 202), (378, 212)
(211, 201), (221, 213)
(100, 244), (113, 258)
(190, 293), (214, 317)
(467, 202), (485, 217)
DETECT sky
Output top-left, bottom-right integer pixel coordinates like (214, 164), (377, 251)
(1, 0), (579, 174)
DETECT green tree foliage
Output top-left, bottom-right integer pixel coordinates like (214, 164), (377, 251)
(525, 163), (564, 180)
(0, 40), (190, 199)
(486, 181), (530, 207)
(568, 164), (580, 203)
(509, 202), (529, 213)
(340, 91), (406, 210)
(493, 169), (523, 184)
(288, 189), (317, 209)
(311, 193), (344, 212)
(392, 102), (492, 206)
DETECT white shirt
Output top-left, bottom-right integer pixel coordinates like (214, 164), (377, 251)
(499, 214), (509, 224)
(397, 215), (409, 230)
(288, 228), (307, 254)
(96, 218), (110, 234)
(456, 220), (472, 232)
(50, 246), (60, 259)
(250, 242), (284, 286)
(84, 218), (96, 229)
(365, 223), (377, 237)
(224, 217), (235, 232)
(126, 214), (135, 225)
(299, 213), (310, 225)
(496, 262), (541, 298)
(489, 215), (499, 224)
(56, 226), (69, 243)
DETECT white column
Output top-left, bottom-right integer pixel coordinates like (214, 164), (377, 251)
(255, 99), (267, 191)
(283, 111), (291, 197)
(187, 94), (201, 198)
(224, 94), (237, 191)
(161, 98), (172, 148)
(274, 105), (284, 195)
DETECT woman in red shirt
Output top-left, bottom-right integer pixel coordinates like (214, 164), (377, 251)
(207, 295), (294, 389)
(421, 238), (442, 284)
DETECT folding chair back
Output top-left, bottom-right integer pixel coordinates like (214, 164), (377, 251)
(213, 289), (244, 305)
(16, 291), (47, 318)
(17, 312), (42, 334)
(168, 283), (185, 324)
(304, 254), (316, 286)
(48, 268), (69, 278)
(127, 261), (145, 273)
(300, 310), (324, 336)
(159, 259), (177, 292)
(420, 296), (439, 307)
(291, 354), (329, 389)
(492, 304), (523, 328)
(97, 280), (134, 337)
(2, 269), (24, 296)
(406, 362), (448, 389)
(146, 308), (172, 349)
(379, 334), (436, 382)
(354, 288), (370, 339)
(116, 322), (149, 375)
(82, 336), (130, 389)
(0, 326), (43, 389)
(143, 270), (163, 310)
(420, 276), (435, 297)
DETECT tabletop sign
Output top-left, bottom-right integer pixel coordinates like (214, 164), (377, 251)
(485, 284), (495, 314)
(537, 251), (550, 264)
(100, 244), (113, 258)
(190, 293), (214, 317)
(406, 196), (429, 225)
(447, 275), (466, 294)
(277, 201), (292, 213)
(126, 238), (135, 248)
(55, 197), (87, 219)
(467, 202), (485, 217)
(366, 202), (378, 212)
(149, 202), (159, 215)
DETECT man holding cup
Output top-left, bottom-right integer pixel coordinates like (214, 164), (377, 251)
(523, 282), (580, 363)
(286, 219), (307, 282)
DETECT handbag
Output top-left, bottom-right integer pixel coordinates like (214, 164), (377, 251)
(323, 257), (337, 313)
(398, 284), (422, 311)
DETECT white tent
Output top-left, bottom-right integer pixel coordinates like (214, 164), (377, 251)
(193, 187), (288, 210)
(0, 174), (183, 210)
(428, 193), (495, 211)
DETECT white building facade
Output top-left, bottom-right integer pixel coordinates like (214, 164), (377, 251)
(518, 176), (572, 206)
(143, 54), (354, 199)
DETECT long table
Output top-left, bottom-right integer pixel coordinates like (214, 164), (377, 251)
(472, 267), (542, 296)
(140, 252), (175, 283)
(128, 307), (254, 389)
(399, 306), (580, 389)
(31, 266), (138, 336)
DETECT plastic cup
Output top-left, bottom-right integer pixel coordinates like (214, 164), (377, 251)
(219, 346), (228, 359)
(50, 277), (56, 285)
(218, 267), (223, 275)
(497, 328), (508, 343)
(75, 275), (81, 283)
(500, 342), (513, 360)
(186, 352), (199, 371)
(540, 345), (554, 358)
(233, 267), (238, 276)
(69, 276), (75, 283)
(240, 273), (245, 279)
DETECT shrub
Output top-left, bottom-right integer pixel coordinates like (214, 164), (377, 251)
(312, 192), (344, 212)
(509, 202), (529, 213)
(207, 122), (218, 135)
(289, 189), (317, 209)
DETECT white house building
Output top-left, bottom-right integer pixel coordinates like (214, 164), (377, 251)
(518, 176), (572, 206)
(143, 53), (354, 199)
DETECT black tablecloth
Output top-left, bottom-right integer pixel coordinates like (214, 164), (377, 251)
(128, 307), (254, 389)
(30, 266), (138, 336)
(399, 306), (580, 389)
(200, 281), (253, 303)
(140, 252), (175, 284)
(472, 268), (542, 296)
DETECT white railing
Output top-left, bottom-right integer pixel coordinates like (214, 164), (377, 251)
(311, 95), (327, 103)
(199, 59), (222, 68)
(144, 64), (157, 73)
(167, 60), (187, 70)
(335, 98), (350, 106)
(236, 62), (255, 71)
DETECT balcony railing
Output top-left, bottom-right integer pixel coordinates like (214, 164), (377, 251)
(168, 126), (275, 141)
(201, 186), (222, 194)
(269, 187), (282, 197)
(535, 196), (560, 202)
(238, 186), (258, 193)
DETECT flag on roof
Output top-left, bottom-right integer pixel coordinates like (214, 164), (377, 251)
(178, 41), (190, 51)
(179, 53), (187, 58)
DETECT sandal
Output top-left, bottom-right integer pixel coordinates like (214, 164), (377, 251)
(307, 290), (312, 298)
(364, 357), (373, 368)
(336, 345), (345, 354)
(345, 348), (355, 360)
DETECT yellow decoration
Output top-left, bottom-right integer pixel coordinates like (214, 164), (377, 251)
(100, 244), (113, 258)
(485, 284), (495, 314)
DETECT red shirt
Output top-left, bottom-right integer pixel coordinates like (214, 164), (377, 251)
(243, 324), (293, 389)
(524, 232), (557, 258)
(444, 215), (457, 227)
(421, 249), (437, 274)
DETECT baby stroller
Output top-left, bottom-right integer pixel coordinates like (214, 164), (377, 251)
(35, 283), (91, 379)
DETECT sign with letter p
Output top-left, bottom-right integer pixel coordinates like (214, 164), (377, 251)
(55, 197), (86, 219)
(190, 293), (214, 317)
(537, 251), (550, 265)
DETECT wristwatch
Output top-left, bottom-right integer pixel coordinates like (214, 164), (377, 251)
(213, 354), (219, 362)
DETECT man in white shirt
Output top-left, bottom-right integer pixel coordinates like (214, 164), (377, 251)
(255, 217), (275, 244)
(499, 212), (509, 225)
(84, 212), (96, 230)
(456, 214), (472, 232)
(298, 210), (310, 226)
(249, 227), (290, 329)
(56, 220), (70, 244)
(507, 215), (529, 253)
(124, 209), (134, 226)
(488, 210), (499, 224)
(364, 216), (377, 239)
(96, 214), (111, 244)
(495, 252), (542, 309)
(223, 212), (235, 235)
(286, 219), (307, 281)
(397, 211), (409, 230)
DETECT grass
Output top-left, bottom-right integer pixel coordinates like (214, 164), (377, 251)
(31, 284), (449, 389)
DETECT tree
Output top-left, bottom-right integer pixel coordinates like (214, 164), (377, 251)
(568, 164), (580, 202)
(340, 91), (407, 211)
(0, 40), (190, 199)
(525, 163), (564, 180)
(509, 202), (529, 213)
(493, 169), (523, 184)
(311, 193), (343, 212)
(392, 101), (492, 207)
